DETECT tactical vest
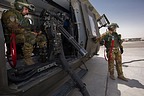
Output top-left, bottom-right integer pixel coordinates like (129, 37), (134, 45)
(103, 32), (121, 49)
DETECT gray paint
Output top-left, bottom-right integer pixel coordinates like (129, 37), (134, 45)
(72, 0), (86, 48)
(0, 19), (8, 90)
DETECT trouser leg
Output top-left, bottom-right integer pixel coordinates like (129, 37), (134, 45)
(23, 43), (34, 65)
(107, 52), (115, 80)
(115, 51), (128, 81)
(115, 51), (123, 76)
(107, 52), (115, 75)
(23, 32), (36, 65)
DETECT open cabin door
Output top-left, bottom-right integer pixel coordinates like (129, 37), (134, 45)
(71, 0), (99, 57)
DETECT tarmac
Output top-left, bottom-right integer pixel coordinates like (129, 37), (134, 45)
(68, 41), (144, 96)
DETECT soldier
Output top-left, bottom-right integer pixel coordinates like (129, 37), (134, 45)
(98, 23), (128, 81)
(1, 0), (47, 65)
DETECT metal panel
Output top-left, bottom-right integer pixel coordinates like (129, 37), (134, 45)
(0, 19), (8, 90)
(80, 2), (100, 57)
(71, 0), (87, 48)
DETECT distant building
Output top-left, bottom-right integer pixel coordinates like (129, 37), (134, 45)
(123, 38), (142, 42)
(141, 38), (144, 41)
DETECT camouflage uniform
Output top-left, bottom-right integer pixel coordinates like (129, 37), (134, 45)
(99, 23), (127, 81)
(1, 2), (46, 65)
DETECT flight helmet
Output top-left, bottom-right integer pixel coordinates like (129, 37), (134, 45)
(108, 23), (119, 31)
(14, 0), (35, 12)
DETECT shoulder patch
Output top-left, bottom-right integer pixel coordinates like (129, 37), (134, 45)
(9, 16), (16, 22)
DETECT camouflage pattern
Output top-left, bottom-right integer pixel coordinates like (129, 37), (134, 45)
(1, 9), (46, 65)
(108, 23), (119, 30)
(14, 0), (35, 12)
(100, 31), (123, 50)
(99, 30), (125, 78)
(107, 48), (123, 76)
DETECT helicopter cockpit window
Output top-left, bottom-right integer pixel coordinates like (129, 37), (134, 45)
(97, 14), (110, 29)
(88, 15), (97, 37)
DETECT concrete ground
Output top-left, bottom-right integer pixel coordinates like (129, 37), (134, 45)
(68, 41), (144, 96)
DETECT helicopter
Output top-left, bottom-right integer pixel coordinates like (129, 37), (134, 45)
(0, 0), (110, 96)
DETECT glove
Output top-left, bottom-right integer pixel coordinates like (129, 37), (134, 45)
(120, 48), (123, 54)
(100, 40), (105, 45)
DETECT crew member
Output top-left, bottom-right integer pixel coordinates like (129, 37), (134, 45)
(98, 23), (128, 81)
(1, 0), (47, 65)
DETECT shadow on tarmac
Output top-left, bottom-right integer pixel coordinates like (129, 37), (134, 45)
(106, 74), (144, 96)
(107, 78), (144, 96)
(104, 58), (144, 96)
(118, 78), (144, 89)
(69, 56), (144, 96)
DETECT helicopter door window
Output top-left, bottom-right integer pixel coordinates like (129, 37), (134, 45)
(97, 14), (110, 29)
(88, 15), (97, 37)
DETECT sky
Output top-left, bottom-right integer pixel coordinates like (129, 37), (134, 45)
(89, 0), (144, 38)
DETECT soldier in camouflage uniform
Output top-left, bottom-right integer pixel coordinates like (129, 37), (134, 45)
(1, 0), (47, 65)
(98, 23), (128, 81)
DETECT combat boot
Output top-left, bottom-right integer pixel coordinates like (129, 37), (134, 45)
(109, 71), (115, 80)
(110, 75), (115, 80)
(24, 58), (35, 65)
(118, 75), (128, 82)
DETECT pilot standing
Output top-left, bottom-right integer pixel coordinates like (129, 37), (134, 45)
(98, 23), (128, 81)
(1, 0), (47, 65)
